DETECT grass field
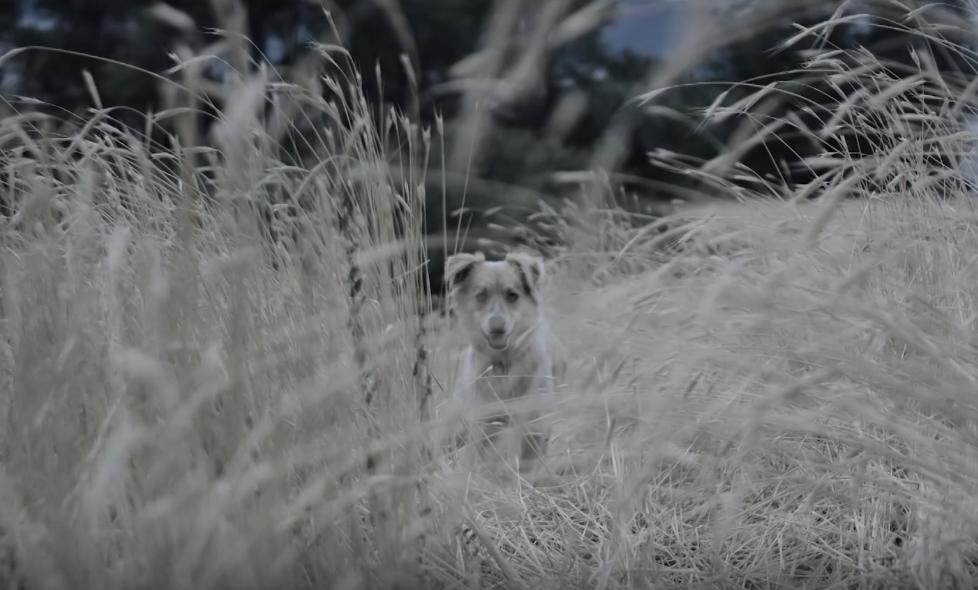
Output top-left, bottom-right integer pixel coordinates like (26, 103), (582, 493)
(5, 3), (978, 589)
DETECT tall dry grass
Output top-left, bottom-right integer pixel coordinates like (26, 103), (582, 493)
(0, 33), (439, 588)
(4, 1), (978, 588)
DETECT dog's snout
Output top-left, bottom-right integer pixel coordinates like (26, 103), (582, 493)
(488, 315), (506, 335)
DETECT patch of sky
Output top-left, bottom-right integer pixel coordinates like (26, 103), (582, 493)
(600, 0), (687, 58)
(264, 33), (287, 64)
(17, 0), (60, 32)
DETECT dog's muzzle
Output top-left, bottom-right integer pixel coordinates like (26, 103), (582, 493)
(486, 315), (508, 350)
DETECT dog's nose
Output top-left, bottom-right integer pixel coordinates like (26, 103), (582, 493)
(488, 315), (506, 336)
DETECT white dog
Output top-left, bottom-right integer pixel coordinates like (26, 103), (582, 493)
(445, 250), (564, 474)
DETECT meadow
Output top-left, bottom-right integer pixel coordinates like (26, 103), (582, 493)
(3, 2), (978, 588)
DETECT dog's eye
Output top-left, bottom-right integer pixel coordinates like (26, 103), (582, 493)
(505, 290), (519, 303)
(475, 290), (489, 304)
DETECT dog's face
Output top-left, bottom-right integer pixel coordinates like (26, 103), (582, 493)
(446, 251), (545, 354)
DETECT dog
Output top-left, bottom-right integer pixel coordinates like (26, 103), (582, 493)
(445, 250), (564, 475)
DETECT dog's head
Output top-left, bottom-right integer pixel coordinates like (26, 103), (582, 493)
(445, 251), (546, 354)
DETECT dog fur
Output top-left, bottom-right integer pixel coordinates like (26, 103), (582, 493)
(445, 250), (564, 474)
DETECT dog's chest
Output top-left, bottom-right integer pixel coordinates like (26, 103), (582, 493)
(470, 356), (542, 401)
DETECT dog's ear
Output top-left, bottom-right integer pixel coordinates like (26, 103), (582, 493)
(506, 251), (545, 297)
(445, 252), (484, 291)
